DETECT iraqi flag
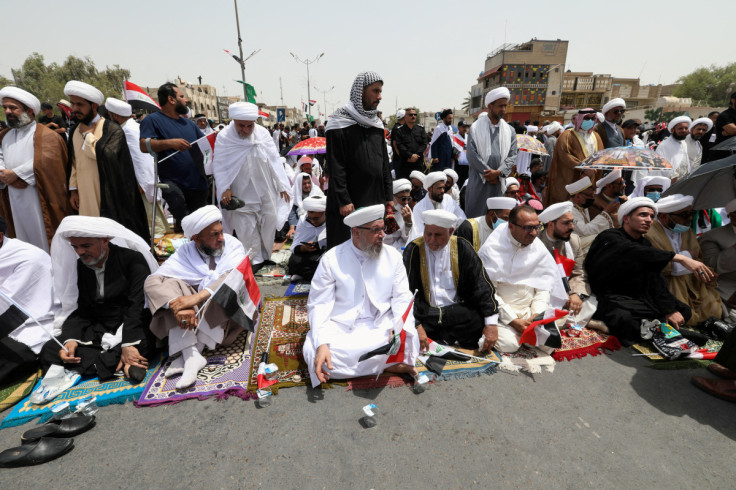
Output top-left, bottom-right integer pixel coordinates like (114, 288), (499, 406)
(124, 80), (161, 112)
(210, 256), (261, 331)
(418, 339), (474, 376)
(358, 296), (414, 363)
(554, 249), (575, 294)
(452, 134), (466, 151)
(519, 309), (567, 349)
(308, 100), (317, 106)
(0, 291), (28, 340)
(258, 110), (270, 119)
(194, 132), (217, 175)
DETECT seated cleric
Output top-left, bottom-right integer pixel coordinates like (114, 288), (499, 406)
(303, 205), (420, 387)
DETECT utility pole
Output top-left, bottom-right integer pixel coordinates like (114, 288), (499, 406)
(290, 52), (324, 120)
(279, 77), (284, 106)
(233, 0), (247, 100)
(313, 84), (334, 120)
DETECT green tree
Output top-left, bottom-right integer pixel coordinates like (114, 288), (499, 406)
(673, 63), (736, 107)
(4, 53), (130, 106)
(461, 91), (471, 112)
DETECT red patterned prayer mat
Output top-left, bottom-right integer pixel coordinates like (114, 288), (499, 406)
(552, 328), (621, 362)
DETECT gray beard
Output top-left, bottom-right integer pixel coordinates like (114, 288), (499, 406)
(198, 244), (224, 257)
(358, 235), (382, 258)
(7, 112), (32, 128)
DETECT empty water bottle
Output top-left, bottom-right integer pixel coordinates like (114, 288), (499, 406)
(413, 373), (430, 393)
(75, 396), (99, 416)
(256, 388), (273, 408)
(50, 401), (73, 420)
(362, 403), (378, 428)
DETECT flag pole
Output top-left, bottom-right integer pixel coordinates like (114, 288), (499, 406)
(0, 290), (68, 353)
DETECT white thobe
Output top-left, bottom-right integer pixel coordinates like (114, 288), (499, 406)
(468, 216), (494, 249)
(303, 241), (419, 387)
(655, 136), (689, 179)
(0, 237), (57, 353)
(0, 122), (48, 252)
(407, 194), (466, 243)
(684, 135), (702, 173)
(571, 203), (613, 242)
(292, 216), (326, 249)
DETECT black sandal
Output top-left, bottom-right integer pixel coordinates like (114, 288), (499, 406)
(0, 437), (74, 467)
(20, 414), (95, 443)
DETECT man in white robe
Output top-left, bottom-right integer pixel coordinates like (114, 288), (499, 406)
(478, 205), (567, 353)
(194, 114), (214, 136)
(655, 116), (693, 179)
(454, 196), (516, 252)
(144, 206), (246, 389)
(443, 168), (461, 205)
(288, 195), (327, 281)
(213, 102), (291, 271)
(104, 98), (169, 237)
(465, 87), (518, 217)
(303, 205), (420, 387)
(685, 117), (713, 173)
(407, 171), (466, 242)
(567, 177), (616, 248)
(384, 179), (413, 252)
(0, 216), (56, 382)
(289, 171), (324, 224)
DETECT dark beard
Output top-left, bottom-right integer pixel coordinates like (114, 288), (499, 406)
(175, 101), (189, 115)
(430, 191), (444, 203)
(78, 111), (95, 125)
(6, 112), (31, 128)
(672, 132), (687, 141)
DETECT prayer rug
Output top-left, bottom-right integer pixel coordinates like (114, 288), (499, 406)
(284, 282), (310, 297)
(552, 328), (622, 362)
(1, 355), (163, 429)
(247, 296), (502, 393)
(631, 339), (722, 370)
(0, 370), (41, 413)
(137, 330), (254, 406)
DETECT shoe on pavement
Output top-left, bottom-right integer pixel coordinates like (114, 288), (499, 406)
(692, 376), (736, 403)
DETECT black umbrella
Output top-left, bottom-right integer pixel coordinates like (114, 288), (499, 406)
(663, 153), (736, 209)
(711, 135), (736, 152)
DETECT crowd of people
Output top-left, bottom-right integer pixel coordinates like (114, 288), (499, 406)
(2, 73), (736, 409)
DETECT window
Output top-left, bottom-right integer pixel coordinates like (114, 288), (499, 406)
(551, 91), (556, 95)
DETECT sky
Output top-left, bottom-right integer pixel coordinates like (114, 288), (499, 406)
(2, 0), (733, 117)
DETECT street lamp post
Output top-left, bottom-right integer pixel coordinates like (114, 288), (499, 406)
(313, 84), (335, 121)
(290, 52), (324, 120)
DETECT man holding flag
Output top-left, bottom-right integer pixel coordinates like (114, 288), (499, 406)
(139, 82), (208, 231)
(144, 206), (251, 389)
(303, 205), (420, 387)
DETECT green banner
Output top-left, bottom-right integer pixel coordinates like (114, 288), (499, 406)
(234, 80), (257, 103)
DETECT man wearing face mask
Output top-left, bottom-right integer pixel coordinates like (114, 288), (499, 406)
(454, 196), (516, 252)
(566, 177), (616, 246)
(644, 194), (722, 326)
(594, 98), (626, 148)
(589, 169), (624, 224)
(655, 116), (693, 180)
(545, 109), (603, 206)
(629, 176), (670, 202)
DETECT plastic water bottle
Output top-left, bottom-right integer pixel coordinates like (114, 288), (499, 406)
(256, 388), (273, 408)
(75, 396), (99, 416)
(413, 373), (430, 394)
(362, 403), (378, 428)
(50, 401), (73, 420)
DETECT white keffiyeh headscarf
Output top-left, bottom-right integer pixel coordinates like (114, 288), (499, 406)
(325, 71), (384, 131)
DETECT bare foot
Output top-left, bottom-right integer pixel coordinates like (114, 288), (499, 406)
(384, 363), (418, 377)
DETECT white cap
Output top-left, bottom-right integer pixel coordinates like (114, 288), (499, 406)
(443, 168), (458, 183)
(104, 97), (132, 117)
(423, 171), (447, 190)
(538, 202), (574, 223)
(486, 197), (517, 210)
(656, 194), (693, 214)
(181, 205), (222, 239)
(302, 195), (326, 212)
(392, 179), (411, 194)
(485, 87), (511, 106)
(0, 86), (41, 115)
(396, 109), (406, 119)
(503, 177), (520, 192)
(526, 125), (538, 133)
(63, 80), (104, 105)
(619, 197), (657, 217)
(690, 117), (713, 132)
(409, 170), (425, 183)
(229, 102), (259, 121)
(422, 209), (457, 229)
(596, 169), (622, 190)
(668, 116), (692, 132)
(343, 204), (385, 227)
(601, 98), (626, 115)
(546, 121), (563, 135)
(565, 176), (593, 195)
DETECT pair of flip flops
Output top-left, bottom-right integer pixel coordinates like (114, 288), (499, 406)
(0, 414), (95, 468)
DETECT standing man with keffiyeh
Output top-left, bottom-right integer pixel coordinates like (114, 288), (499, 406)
(324, 71), (393, 249)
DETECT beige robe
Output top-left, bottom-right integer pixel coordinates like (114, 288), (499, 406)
(69, 119), (105, 216)
(645, 220), (722, 326)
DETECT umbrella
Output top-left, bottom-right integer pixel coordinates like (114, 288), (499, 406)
(575, 146), (671, 171)
(710, 135), (736, 152)
(286, 137), (326, 156)
(516, 134), (548, 155)
(662, 153), (736, 210)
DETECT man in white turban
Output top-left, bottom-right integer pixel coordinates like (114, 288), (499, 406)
(655, 116), (693, 180)
(588, 169), (624, 224)
(105, 97), (169, 237)
(684, 117), (713, 173)
(407, 171), (466, 243)
(0, 86), (72, 251)
(213, 102), (291, 272)
(38, 216), (158, 398)
(594, 98), (626, 148)
(443, 168), (460, 204)
(144, 205), (247, 389)
(303, 204), (420, 388)
(288, 195), (327, 281)
(454, 196), (516, 252)
(644, 194), (722, 326)
(544, 121), (563, 160)
(64, 81), (149, 240)
(465, 87), (519, 217)
(404, 209), (500, 352)
(383, 178), (413, 251)
(566, 177), (616, 247)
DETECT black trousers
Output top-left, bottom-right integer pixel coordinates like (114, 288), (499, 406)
(0, 337), (39, 385)
(455, 165), (469, 188)
(397, 161), (425, 180)
(414, 302), (484, 349)
(287, 251), (322, 280)
(161, 181), (208, 223)
(715, 327), (736, 371)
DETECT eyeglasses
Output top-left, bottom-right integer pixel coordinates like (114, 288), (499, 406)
(356, 226), (384, 234)
(511, 223), (543, 233)
(612, 109), (625, 115)
(406, 113), (417, 117)
(397, 196), (411, 202)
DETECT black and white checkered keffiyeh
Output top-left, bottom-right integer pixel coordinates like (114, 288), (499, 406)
(325, 71), (384, 132)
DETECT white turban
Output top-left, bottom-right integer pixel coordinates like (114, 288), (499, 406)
(422, 209), (457, 229)
(181, 205), (223, 239)
(302, 195), (326, 213)
(423, 171), (446, 190)
(668, 116), (692, 132)
(443, 168), (458, 183)
(396, 109), (406, 119)
(726, 199), (736, 215)
(104, 97), (132, 117)
(229, 102), (259, 121)
(526, 125), (538, 133)
(392, 179), (411, 194)
(503, 177), (520, 192)
(619, 197), (657, 217)
(596, 112), (605, 123)
(410, 170), (425, 183)
(690, 117), (713, 132)
(601, 98), (626, 115)
(565, 176), (592, 195)
(485, 87), (511, 106)
(344, 204), (385, 228)
(63, 80), (104, 105)
(538, 202), (573, 223)
(546, 121), (563, 135)
(0, 86), (41, 116)
(486, 197), (517, 210)
(656, 194), (693, 214)
(596, 169), (622, 190)
(630, 176), (671, 198)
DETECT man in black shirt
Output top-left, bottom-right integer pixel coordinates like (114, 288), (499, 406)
(37, 102), (67, 142)
(712, 92), (736, 160)
(395, 108), (428, 179)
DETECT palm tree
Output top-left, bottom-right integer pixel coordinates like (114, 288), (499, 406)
(461, 91), (472, 112)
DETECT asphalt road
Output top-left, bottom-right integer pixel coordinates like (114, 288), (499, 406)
(1, 281), (734, 488)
